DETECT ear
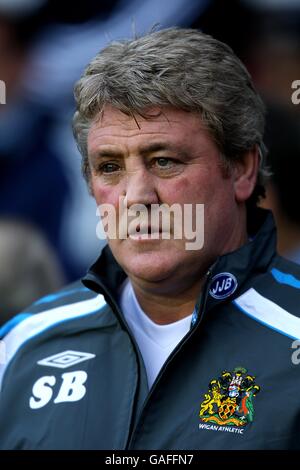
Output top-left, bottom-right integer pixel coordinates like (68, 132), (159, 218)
(233, 146), (260, 203)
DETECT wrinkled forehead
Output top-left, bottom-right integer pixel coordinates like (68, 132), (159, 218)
(87, 104), (212, 150)
(92, 104), (203, 127)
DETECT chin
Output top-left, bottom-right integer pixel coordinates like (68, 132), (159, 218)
(121, 252), (179, 283)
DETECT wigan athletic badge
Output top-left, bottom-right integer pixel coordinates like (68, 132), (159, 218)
(199, 367), (260, 429)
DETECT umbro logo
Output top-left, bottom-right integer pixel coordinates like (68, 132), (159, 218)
(37, 350), (96, 369)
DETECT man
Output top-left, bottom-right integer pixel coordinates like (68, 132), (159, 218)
(0, 27), (300, 450)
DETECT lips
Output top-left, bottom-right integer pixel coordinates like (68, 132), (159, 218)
(129, 224), (161, 234)
(128, 224), (163, 238)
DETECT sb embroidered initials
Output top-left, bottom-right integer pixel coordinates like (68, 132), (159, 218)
(29, 371), (87, 409)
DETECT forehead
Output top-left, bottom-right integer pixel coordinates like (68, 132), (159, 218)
(87, 105), (213, 151)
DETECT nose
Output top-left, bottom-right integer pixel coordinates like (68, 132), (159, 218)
(125, 168), (159, 207)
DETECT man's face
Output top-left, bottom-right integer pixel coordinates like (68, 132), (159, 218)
(88, 105), (246, 291)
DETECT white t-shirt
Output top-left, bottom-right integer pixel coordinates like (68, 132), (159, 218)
(119, 279), (193, 388)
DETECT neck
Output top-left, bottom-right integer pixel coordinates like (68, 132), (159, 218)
(131, 275), (205, 325)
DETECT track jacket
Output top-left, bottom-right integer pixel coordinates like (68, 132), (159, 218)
(1, 208), (300, 450)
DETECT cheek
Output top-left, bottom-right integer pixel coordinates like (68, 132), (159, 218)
(91, 178), (121, 208)
(155, 177), (193, 204)
(161, 174), (211, 205)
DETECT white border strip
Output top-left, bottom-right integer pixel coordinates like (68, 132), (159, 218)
(0, 295), (106, 389)
(234, 288), (300, 340)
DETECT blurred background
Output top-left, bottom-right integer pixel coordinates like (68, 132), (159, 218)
(0, 0), (299, 324)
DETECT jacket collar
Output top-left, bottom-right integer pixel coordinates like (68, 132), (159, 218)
(203, 208), (277, 312)
(82, 208), (277, 310)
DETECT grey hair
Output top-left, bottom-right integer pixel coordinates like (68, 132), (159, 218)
(73, 27), (269, 203)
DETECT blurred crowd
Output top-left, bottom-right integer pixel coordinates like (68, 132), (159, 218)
(0, 0), (299, 325)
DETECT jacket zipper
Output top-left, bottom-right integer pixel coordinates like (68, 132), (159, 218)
(126, 268), (213, 449)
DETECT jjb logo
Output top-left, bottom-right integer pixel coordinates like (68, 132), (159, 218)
(30, 371), (87, 409)
(209, 273), (238, 300)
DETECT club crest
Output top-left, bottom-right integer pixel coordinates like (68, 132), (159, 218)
(199, 367), (260, 428)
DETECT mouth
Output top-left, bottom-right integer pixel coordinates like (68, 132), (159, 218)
(128, 224), (167, 240)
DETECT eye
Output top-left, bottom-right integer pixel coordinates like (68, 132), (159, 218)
(153, 157), (175, 168)
(149, 156), (184, 177)
(99, 162), (120, 174)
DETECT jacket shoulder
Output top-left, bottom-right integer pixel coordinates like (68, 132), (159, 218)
(256, 254), (300, 318)
(0, 280), (109, 389)
(272, 254), (300, 282)
(233, 254), (300, 342)
(0, 280), (99, 340)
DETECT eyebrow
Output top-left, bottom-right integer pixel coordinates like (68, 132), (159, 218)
(139, 142), (178, 156)
(88, 149), (123, 167)
(90, 142), (190, 161)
